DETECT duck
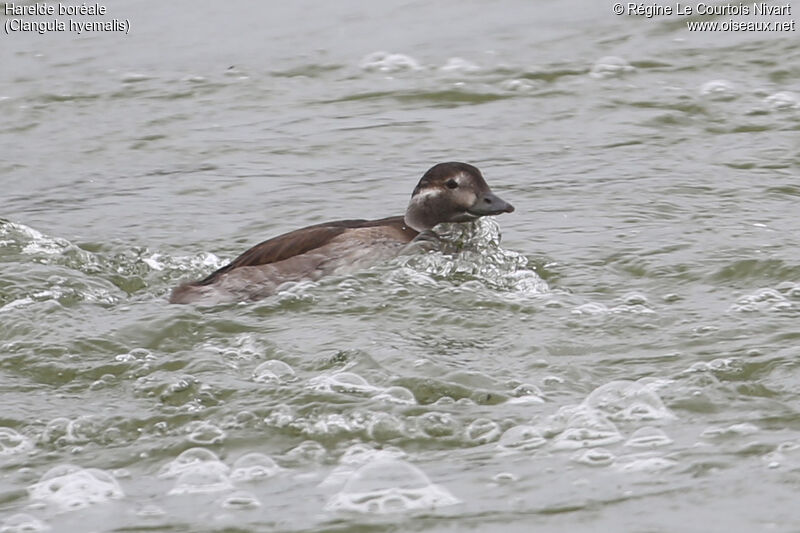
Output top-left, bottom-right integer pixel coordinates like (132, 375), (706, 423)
(169, 162), (515, 304)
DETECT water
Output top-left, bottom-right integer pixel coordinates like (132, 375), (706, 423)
(2, 0), (799, 531)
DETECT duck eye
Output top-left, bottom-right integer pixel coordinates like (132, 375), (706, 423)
(446, 179), (458, 189)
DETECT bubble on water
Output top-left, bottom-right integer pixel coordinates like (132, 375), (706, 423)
(610, 303), (655, 315)
(222, 410), (259, 430)
(282, 440), (327, 466)
(466, 418), (501, 445)
(339, 443), (380, 465)
(306, 413), (361, 437)
(169, 461), (233, 495)
(542, 375), (565, 387)
(28, 464), (124, 511)
(776, 281), (800, 298)
(699, 79), (738, 101)
(500, 79), (538, 92)
(115, 348), (155, 363)
(185, 421), (226, 445)
(326, 458), (459, 514)
(219, 490), (261, 510)
(508, 383), (545, 404)
(65, 416), (102, 444)
(40, 418), (70, 447)
(433, 396), (457, 407)
(440, 57), (481, 74)
(762, 441), (800, 470)
(0, 513), (50, 532)
(764, 91), (799, 110)
(572, 447), (615, 467)
(203, 334), (265, 361)
(621, 292), (648, 305)
(230, 453), (282, 482)
(572, 302), (609, 315)
(615, 454), (677, 472)
(416, 412), (460, 439)
(320, 445), (405, 490)
(730, 288), (792, 312)
(625, 427), (673, 448)
(701, 422), (760, 439)
(120, 72), (152, 83)
(372, 386), (416, 405)
(550, 406), (623, 450)
(589, 56), (634, 79)
(308, 372), (379, 395)
(582, 380), (674, 422)
(135, 504), (166, 518)
(0, 427), (33, 456)
(685, 357), (741, 374)
(158, 448), (227, 479)
(264, 404), (296, 428)
(359, 51), (421, 72)
(506, 268), (549, 295)
(492, 472), (518, 483)
(367, 412), (407, 441)
(252, 360), (296, 384)
(496, 425), (547, 453)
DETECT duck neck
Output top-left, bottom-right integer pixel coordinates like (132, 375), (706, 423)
(404, 195), (441, 232)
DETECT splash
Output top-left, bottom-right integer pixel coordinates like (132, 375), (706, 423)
(395, 218), (547, 296)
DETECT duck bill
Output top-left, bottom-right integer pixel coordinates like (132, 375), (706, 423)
(467, 191), (515, 217)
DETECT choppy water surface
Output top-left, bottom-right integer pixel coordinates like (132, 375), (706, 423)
(2, 0), (800, 531)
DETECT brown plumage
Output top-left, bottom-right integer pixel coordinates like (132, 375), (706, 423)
(169, 162), (514, 305)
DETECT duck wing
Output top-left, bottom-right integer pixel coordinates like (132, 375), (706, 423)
(193, 217), (411, 286)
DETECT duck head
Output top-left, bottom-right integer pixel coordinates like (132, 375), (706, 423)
(404, 162), (515, 232)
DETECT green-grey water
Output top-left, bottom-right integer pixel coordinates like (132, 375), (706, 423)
(2, 1), (800, 531)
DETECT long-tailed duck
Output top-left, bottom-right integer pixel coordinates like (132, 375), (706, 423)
(170, 162), (514, 304)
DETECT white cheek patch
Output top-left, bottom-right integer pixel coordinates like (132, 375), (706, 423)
(414, 188), (443, 199)
(456, 189), (477, 206)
